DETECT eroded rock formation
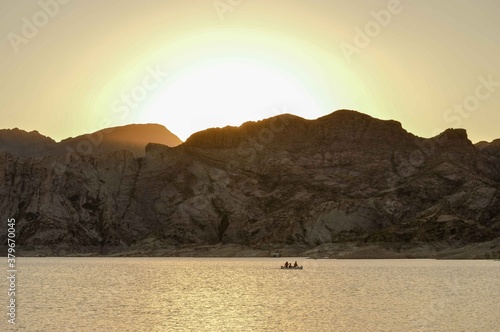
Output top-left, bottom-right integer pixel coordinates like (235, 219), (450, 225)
(1, 110), (499, 255)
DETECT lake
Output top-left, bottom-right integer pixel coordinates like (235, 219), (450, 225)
(2, 258), (499, 331)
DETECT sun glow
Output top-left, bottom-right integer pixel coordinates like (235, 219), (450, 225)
(143, 60), (326, 141)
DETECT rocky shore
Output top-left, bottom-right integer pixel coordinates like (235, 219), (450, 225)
(12, 238), (500, 260)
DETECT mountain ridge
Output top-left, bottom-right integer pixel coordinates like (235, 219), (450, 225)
(0, 123), (182, 158)
(0, 111), (484, 157)
(1, 110), (499, 257)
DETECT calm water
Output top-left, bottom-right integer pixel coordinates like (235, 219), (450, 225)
(2, 258), (499, 331)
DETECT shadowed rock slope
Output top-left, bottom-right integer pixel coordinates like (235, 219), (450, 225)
(476, 139), (500, 161)
(1, 110), (499, 255)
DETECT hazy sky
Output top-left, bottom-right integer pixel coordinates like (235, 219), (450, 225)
(1, 0), (499, 142)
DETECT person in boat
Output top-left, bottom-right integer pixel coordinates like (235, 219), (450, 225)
(284, 262), (289, 268)
(294, 261), (298, 267)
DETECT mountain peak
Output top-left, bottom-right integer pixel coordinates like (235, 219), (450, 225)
(0, 123), (182, 158)
(433, 128), (474, 150)
(475, 138), (500, 159)
(0, 128), (56, 157)
(184, 109), (411, 149)
(59, 123), (183, 157)
(0, 127), (55, 142)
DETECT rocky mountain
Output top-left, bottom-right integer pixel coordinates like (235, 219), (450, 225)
(58, 124), (182, 157)
(0, 124), (182, 158)
(1, 110), (499, 257)
(0, 128), (56, 157)
(476, 139), (500, 160)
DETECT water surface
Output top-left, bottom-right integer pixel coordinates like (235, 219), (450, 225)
(3, 258), (499, 331)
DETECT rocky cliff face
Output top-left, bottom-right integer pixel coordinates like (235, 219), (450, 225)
(1, 110), (499, 255)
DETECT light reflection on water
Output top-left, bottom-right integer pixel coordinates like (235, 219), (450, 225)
(4, 258), (499, 331)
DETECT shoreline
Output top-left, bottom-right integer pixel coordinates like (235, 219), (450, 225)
(7, 238), (500, 260)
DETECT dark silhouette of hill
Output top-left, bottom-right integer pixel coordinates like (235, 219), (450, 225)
(0, 128), (56, 157)
(59, 124), (182, 157)
(476, 139), (500, 160)
(0, 124), (182, 158)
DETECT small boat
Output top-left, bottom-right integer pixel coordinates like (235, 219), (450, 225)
(281, 265), (303, 270)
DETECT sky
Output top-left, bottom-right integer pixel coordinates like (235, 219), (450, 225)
(1, 0), (499, 143)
